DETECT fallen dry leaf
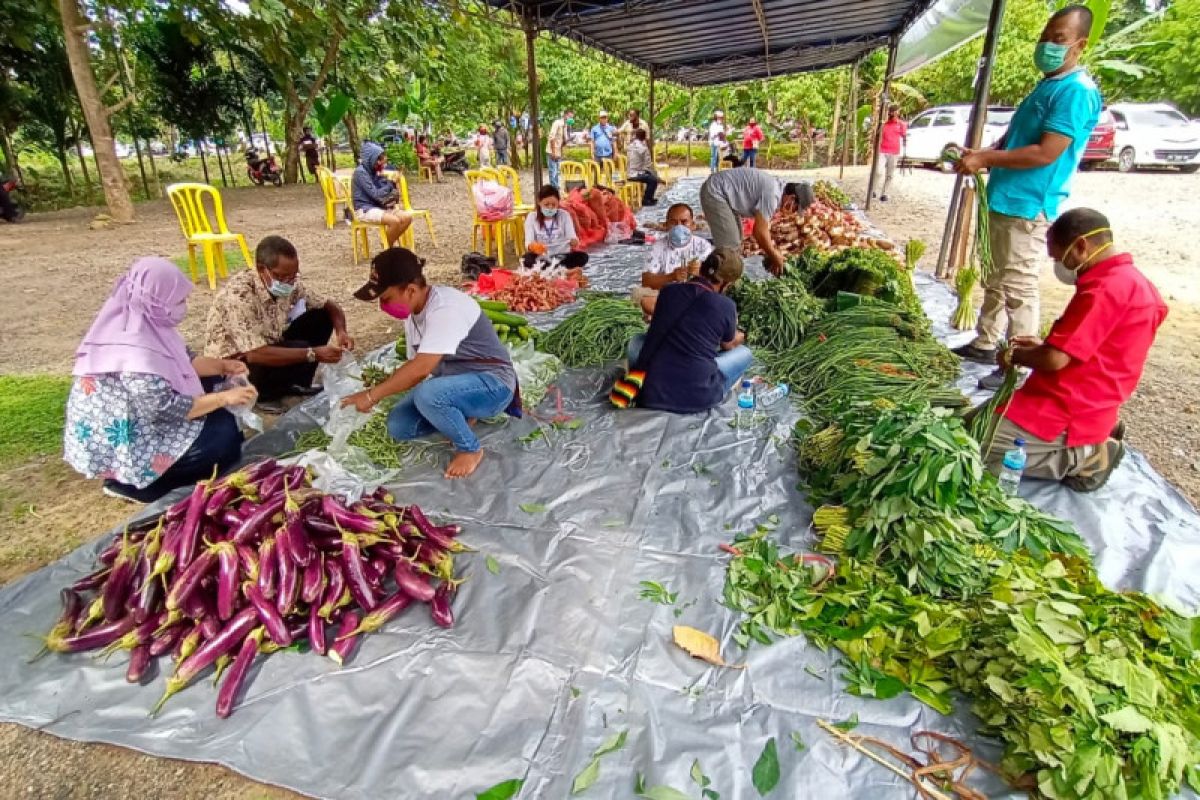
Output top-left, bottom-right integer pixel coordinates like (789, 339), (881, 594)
(672, 625), (745, 669)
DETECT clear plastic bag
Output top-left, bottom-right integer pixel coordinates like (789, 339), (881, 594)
(508, 340), (563, 410)
(214, 375), (263, 432)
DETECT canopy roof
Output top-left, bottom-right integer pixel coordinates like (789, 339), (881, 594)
(485, 0), (942, 85)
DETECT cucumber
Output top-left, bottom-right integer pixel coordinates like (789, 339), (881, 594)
(494, 324), (510, 334)
(476, 299), (510, 312)
(482, 307), (529, 327)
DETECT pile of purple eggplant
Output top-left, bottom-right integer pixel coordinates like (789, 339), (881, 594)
(42, 458), (463, 718)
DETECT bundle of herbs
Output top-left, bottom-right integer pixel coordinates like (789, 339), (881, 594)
(728, 277), (826, 352)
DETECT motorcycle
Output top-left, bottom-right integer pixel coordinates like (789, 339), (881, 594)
(1, 175), (25, 223)
(244, 148), (283, 187)
(438, 144), (469, 175)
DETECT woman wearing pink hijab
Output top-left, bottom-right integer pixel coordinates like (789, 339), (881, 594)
(64, 257), (257, 503)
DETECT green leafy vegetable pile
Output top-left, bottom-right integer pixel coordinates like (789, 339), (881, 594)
(728, 276), (826, 352)
(724, 399), (1200, 799)
(786, 246), (923, 318)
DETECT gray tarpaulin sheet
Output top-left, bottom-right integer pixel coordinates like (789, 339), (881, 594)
(0, 178), (1197, 800)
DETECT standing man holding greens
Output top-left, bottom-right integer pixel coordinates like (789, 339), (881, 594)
(952, 4), (1102, 390)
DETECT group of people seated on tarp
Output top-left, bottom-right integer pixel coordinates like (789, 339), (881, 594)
(62, 158), (1162, 495)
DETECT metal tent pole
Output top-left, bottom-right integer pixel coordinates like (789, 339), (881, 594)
(686, 87), (694, 176)
(936, 0), (1007, 277)
(865, 36), (898, 212)
(524, 15), (543, 190)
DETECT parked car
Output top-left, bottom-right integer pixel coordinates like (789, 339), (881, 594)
(903, 104), (1014, 170)
(1080, 108), (1115, 168)
(1108, 103), (1200, 173)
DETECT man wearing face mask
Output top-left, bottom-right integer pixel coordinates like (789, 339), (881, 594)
(952, 5), (1102, 391)
(633, 203), (713, 313)
(341, 248), (517, 480)
(979, 209), (1167, 492)
(204, 235), (354, 414)
(547, 109), (574, 189)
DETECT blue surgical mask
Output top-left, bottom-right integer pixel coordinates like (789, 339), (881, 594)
(667, 224), (692, 248)
(540, 206), (559, 218)
(1034, 41), (1071, 73)
(268, 280), (295, 298)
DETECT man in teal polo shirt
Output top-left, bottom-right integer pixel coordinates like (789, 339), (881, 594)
(953, 4), (1102, 390)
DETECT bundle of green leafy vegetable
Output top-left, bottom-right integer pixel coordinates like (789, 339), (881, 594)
(537, 296), (646, 367)
(760, 303), (962, 415)
(786, 247), (923, 318)
(728, 276), (826, 352)
(723, 400), (1200, 800)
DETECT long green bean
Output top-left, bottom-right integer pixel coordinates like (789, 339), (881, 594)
(538, 297), (646, 367)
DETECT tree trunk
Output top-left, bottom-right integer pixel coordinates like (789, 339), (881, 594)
(57, 149), (75, 198)
(344, 109), (361, 163)
(75, 137), (93, 199)
(198, 141), (211, 183)
(57, 0), (135, 222)
(279, 32), (341, 185)
(0, 125), (22, 183)
(827, 75), (843, 167)
(215, 141), (229, 186)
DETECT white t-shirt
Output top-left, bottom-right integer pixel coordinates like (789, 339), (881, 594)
(524, 210), (578, 256)
(405, 286), (515, 388)
(708, 121), (726, 145)
(644, 234), (713, 275)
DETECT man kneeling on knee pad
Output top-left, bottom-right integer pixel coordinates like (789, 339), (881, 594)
(981, 208), (1167, 492)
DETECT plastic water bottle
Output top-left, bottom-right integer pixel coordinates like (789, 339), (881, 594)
(736, 380), (756, 428)
(998, 438), (1027, 495)
(758, 383), (790, 408)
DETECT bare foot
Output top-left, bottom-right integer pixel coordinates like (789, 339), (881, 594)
(445, 450), (484, 479)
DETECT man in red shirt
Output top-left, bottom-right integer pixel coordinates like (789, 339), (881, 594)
(983, 207), (1167, 492)
(877, 105), (907, 201)
(741, 118), (765, 168)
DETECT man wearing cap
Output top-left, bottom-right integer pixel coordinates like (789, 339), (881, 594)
(699, 169), (815, 276)
(708, 111), (727, 173)
(589, 111), (617, 163)
(204, 235), (353, 414)
(626, 247), (753, 414)
(342, 248), (517, 480)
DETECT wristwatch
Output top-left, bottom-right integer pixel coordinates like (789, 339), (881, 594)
(306, 347), (316, 363)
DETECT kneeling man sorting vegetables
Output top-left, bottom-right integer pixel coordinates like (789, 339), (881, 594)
(981, 208), (1166, 492)
(342, 248), (518, 479)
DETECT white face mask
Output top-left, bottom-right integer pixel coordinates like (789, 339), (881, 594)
(1053, 260), (1078, 285)
(1053, 227), (1114, 286)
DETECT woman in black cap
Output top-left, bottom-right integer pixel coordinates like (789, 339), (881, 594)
(341, 248), (516, 479)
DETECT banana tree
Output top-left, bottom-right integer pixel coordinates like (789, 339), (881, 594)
(312, 90), (350, 169)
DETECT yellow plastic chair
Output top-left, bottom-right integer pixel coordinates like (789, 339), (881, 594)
(585, 160), (604, 188)
(166, 183), (252, 290)
(419, 165), (434, 183)
(339, 177), (403, 265)
(464, 169), (517, 266)
(492, 165), (535, 253)
(608, 156), (640, 210)
(316, 166), (349, 229)
(395, 173), (437, 248)
(655, 144), (674, 185)
(559, 161), (590, 189)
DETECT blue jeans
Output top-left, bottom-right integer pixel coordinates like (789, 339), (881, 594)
(743, 147), (757, 167)
(386, 372), (514, 453)
(627, 334), (753, 395)
(548, 157), (561, 188)
(710, 144), (720, 172)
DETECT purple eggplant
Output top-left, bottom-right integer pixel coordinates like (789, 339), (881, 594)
(57, 588), (84, 631)
(100, 611), (164, 657)
(165, 548), (218, 611)
(102, 539), (141, 621)
(204, 485), (236, 518)
(286, 512), (314, 567)
(431, 582), (456, 628)
(152, 606), (259, 714)
(259, 469), (287, 500)
(126, 644), (153, 684)
(341, 533), (377, 611)
(175, 481), (209, 570)
(406, 504), (461, 539)
(232, 495), (285, 544)
(46, 615), (136, 653)
(342, 589), (413, 638)
(199, 614), (221, 641)
(236, 544), (259, 581)
(393, 560), (436, 603)
(243, 582), (292, 647)
(220, 509), (244, 529)
(72, 565), (112, 593)
(149, 623), (185, 657)
(303, 515), (341, 537)
(257, 538), (278, 599)
(321, 496), (385, 534)
(318, 560), (346, 619)
(275, 541), (299, 615)
(308, 604), (327, 656)
(216, 628), (264, 718)
(301, 555), (325, 605)
(176, 626), (202, 662)
(212, 542), (239, 621)
(327, 612), (361, 666)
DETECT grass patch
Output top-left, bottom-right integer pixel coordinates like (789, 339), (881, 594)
(169, 248), (249, 276)
(0, 376), (73, 468)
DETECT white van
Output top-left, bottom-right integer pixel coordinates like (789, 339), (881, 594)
(1108, 103), (1200, 173)
(903, 104), (1014, 169)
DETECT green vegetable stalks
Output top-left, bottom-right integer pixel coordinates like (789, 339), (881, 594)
(951, 265), (978, 331)
(538, 297), (646, 368)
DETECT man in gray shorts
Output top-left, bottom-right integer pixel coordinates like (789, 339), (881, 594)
(699, 169), (813, 276)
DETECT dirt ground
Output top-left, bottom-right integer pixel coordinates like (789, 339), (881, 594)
(0, 163), (1196, 797)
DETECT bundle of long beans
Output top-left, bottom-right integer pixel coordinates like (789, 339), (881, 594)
(904, 239), (926, 272)
(951, 265), (978, 330)
(729, 278), (826, 352)
(966, 345), (1019, 454)
(538, 297), (646, 367)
